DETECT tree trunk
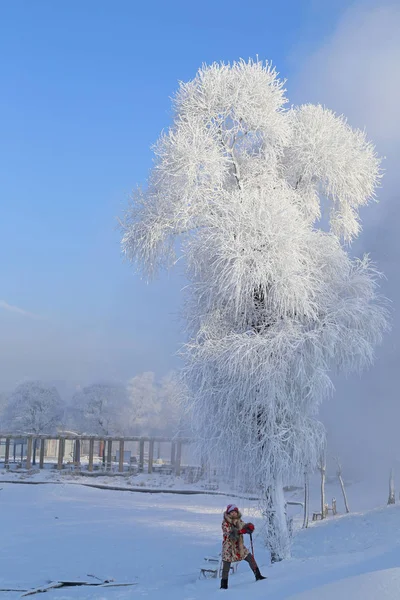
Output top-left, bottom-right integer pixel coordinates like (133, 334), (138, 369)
(262, 477), (291, 562)
(388, 469), (395, 505)
(303, 471), (309, 528)
(335, 457), (350, 513)
(319, 457), (326, 519)
(338, 474), (350, 513)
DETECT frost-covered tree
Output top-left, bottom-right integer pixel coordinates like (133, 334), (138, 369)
(127, 371), (159, 433)
(0, 391), (8, 427)
(72, 382), (132, 436)
(158, 371), (187, 435)
(127, 370), (186, 435)
(3, 380), (63, 434)
(121, 60), (388, 560)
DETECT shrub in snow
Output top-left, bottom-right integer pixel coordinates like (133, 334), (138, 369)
(121, 59), (389, 560)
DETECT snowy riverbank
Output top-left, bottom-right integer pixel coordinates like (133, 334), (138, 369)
(0, 473), (399, 598)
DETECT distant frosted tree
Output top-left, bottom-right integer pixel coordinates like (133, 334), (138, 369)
(127, 371), (159, 433)
(127, 370), (186, 435)
(121, 60), (389, 560)
(0, 391), (8, 426)
(3, 380), (63, 434)
(73, 382), (132, 436)
(158, 371), (187, 435)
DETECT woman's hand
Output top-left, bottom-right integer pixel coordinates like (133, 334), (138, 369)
(239, 523), (255, 534)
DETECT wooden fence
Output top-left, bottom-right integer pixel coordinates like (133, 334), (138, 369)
(0, 434), (192, 476)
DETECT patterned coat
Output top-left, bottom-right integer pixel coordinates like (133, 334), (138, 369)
(221, 510), (249, 563)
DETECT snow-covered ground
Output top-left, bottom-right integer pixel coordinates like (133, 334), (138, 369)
(0, 473), (399, 598)
(0, 464), (257, 496)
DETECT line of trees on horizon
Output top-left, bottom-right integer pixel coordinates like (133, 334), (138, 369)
(0, 371), (187, 438)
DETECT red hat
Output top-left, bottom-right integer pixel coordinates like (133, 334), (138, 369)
(226, 504), (239, 514)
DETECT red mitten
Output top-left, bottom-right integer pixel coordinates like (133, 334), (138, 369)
(246, 523), (255, 533)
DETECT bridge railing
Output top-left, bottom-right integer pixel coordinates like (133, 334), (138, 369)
(0, 434), (193, 475)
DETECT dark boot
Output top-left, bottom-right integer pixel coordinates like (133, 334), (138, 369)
(254, 567), (267, 581)
(220, 578), (228, 589)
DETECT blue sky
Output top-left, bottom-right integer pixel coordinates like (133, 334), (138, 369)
(0, 0), (397, 394)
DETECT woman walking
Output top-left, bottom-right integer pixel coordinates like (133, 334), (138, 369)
(220, 504), (266, 589)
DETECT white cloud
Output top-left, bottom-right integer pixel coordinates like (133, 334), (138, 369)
(0, 300), (42, 320)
